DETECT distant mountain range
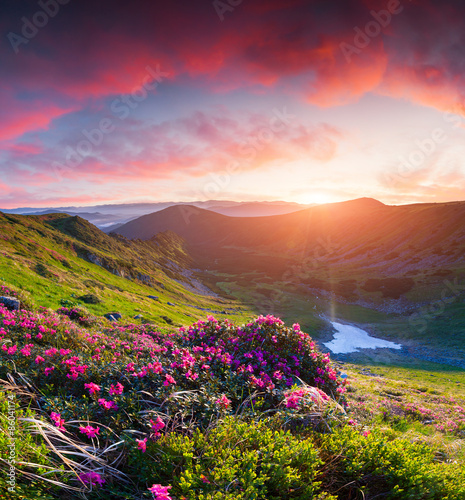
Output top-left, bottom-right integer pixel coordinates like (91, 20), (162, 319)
(113, 197), (465, 364)
(1, 197), (464, 364)
(114, 196), (465, 311)
(115, 197), (465, 275)
(0, 200), (312, 229)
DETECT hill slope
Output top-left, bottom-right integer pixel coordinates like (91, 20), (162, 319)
(115, 199), (465, 362)
(0, 212), (245, 327)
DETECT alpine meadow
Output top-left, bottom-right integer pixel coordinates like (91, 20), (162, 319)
(1, 1), (465, 499)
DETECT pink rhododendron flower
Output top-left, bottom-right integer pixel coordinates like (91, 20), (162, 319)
(45, 367), (55, 376)
(79, 425), (100, 438)
(164, 374), (176, 386)
(150, 416), (165, 432)
(109, 382), (124, 396)
(215, 394), (231, 409)
(7, 345), (17, 355)
(148, 484), (172, 500)
(79, 471), (105, 487)
(84, 382), (101, 395)
(35, 355), (45, 364)
(137, 437), (148, 452)
(98, 398), (118, 411)
(50, 412), (65, 431)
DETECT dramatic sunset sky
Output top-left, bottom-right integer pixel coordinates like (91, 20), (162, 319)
(1, 0), (464, 208)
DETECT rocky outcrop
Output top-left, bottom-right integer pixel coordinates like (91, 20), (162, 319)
(138, 273), (153, 285)
(104, 312), (122, 322)
(0, 296), (20, 311)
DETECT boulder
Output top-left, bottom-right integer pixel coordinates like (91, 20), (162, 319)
(104, 312), (122, 321)
(0, 296), (20, 311)
(167, 302), (175, 306)
(134, 314), (143, 319)
(148, 295), (159, 301)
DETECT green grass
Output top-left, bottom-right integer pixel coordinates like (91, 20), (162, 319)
(0, 212), (253, 328)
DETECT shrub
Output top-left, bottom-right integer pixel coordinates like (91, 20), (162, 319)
(77, 293), (102, 304)
(128, 418), (322, 499)
(317, 426), (465, 499)
(34, 263), (54, 279)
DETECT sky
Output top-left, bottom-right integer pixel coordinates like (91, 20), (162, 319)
(1, 0), (464, 209)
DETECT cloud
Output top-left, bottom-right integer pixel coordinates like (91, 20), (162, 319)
(2, 0), (465, 206)
(2, 0), (465, 119)
(26, 109), (345, 187)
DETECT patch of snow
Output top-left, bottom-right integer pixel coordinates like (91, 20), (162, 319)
(324, 322), (402, 354)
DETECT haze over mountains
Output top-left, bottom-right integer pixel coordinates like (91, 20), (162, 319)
(1, 197), (464, 365)
(0, 200), (311, 229)
(113, 197), (465, 367)
(115, 197), (465, 277)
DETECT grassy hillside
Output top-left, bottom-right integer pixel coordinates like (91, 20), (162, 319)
(0, 212), (251, 328)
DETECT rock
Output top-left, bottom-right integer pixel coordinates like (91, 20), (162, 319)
(104, 312), (122, 321)
(161, 316), (173, 324)
(138, 273), (153, 285)
(134, 314), (143, 319)
(221, 310), (227, 314)
(87, 253), (103, 266)
(148, 295), (159, 301)
(0, 296), (20, 311)
(167, 302), (175, 306)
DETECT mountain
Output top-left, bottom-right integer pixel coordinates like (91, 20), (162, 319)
(0, 212), (240, 326)
(115, 198), (465, 364)
(1, 200), (311, 228)
(115, 198), (465, 273)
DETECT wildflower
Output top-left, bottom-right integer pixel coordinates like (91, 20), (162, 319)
(98, 398), (118, 411)
(79, 471), (105, 487)
(285, 394), (300, 409)
(362, 430), (371, 437)
(50, 412), (65, 431)
(35, 355), (45, 364)
(67, 370), (79, 380)
(148, 484), (172, 500)
(20, 345), (33, 356)
(137, 438), (148, 453)
(45, 367), (55, 376)
(150, 416), (165, 432)
(84, 382), (101, 395)
(79, 425), (100, 438)
(185, 370), (198, 381)
(348, 419), (357, 426)
(164, 374), (176, 386)
(109, 382), (124, 396)
(215, 394), (231, 409)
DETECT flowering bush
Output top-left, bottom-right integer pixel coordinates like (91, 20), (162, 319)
(57, 306), (99, 327)
(1, 293), (464, 500)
